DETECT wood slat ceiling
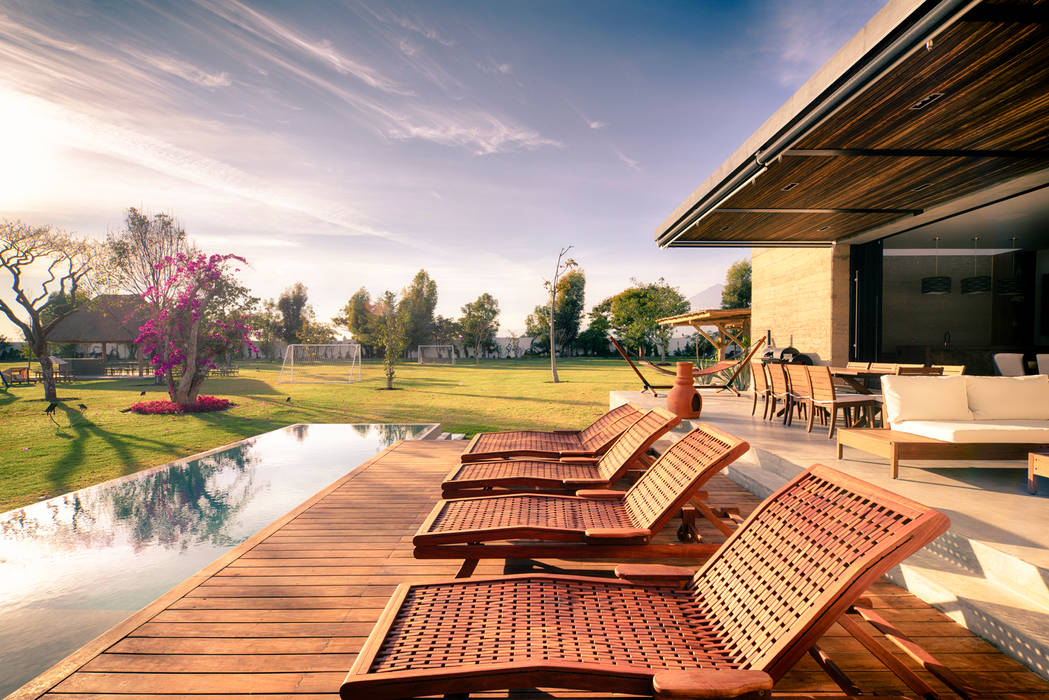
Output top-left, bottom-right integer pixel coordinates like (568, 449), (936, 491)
(673, 0), (1049, 245)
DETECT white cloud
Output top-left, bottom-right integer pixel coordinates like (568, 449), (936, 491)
(614, 149), (640, 171)
(120, 47), (232, 88)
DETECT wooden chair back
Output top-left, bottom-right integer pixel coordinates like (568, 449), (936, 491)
(846, 361), (870, 370)
(868, 362), (898, 374)
(579, 403), (645, 452)
(807, 365), (836, 402)
(938, 364), (966, 376)
(896, 366), (943, 376)
(750, 361), (768, 392)
(689, 463), (949, 680)
(784, 363), (812, 399)
(765, 362), (789, 397)
(595, 408), (680, 482)
(623, 423), (748, 533)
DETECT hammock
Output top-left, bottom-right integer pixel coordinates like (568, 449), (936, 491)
(639, 358), (738, 377)
(609, 335), (766, 397)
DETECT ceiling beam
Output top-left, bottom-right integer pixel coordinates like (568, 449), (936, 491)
(960, 4), (1049, 25)
(718, 207), (922, 215)
(783, 148), (1049, 159)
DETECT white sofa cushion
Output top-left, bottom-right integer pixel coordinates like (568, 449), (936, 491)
(893, 419), (1049, 443)
(965, 375), (1049, 420)
(881, 375), (972, 425)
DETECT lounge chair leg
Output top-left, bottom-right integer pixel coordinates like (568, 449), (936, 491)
(677, 505), (698, 542)
(808, 645), (863, 696)
(455, 559), (479, 578)
(696, 500), (734, 536)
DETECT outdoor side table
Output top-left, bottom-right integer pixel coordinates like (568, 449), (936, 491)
(1029, 451), (1049, 495)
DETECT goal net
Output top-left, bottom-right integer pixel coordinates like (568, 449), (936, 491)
(418, 344), (455, 365)
(279, 343), (362, 383)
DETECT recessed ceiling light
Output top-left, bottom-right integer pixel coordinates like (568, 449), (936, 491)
(909, 92), (945, 110)
(911, 183), (932, 192)
(781, 182), (799, 191)
(719, 225), (730, 231)
(817, 225), (830, 232)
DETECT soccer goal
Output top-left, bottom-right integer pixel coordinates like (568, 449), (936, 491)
(279, 343), (362, 383)
(418, 344), (455, 365)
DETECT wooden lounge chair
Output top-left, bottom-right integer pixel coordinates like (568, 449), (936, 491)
(459, 402), (645, 463)
(415, 423), (750, 575)
(610, 335), (765, 397)
(342, 464), (951, 700)
(442, 408), (680, 498)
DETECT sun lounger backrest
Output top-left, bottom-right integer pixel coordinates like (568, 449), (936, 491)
(622, 423), (748, 532)
(579, 403), (644, 452)
(595, 408), (679, 482)
(689, 464), (948, 680)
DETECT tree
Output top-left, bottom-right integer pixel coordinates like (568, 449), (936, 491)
(398, 269), (438, 354)
(721, 259), (752, 309)
(103, 208), (191, 301)
(135, 253), (256, 405)
(432, 315), (463, 358)
(544, 247), (577, 382)
(276, 282), (309, 344)
(0, 221), (98, 402)
(374, 290), (406, 389)
(336, 288), (379, 355)
(574, 298), (613, 356)
(609, 278), (689, 361)
(526, 268), (586, 357)
(460, 293), (499, 365)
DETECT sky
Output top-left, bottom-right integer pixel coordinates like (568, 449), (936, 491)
(0, 0), (885, 336)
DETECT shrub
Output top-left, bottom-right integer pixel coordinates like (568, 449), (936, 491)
(129, 395), (233, 415)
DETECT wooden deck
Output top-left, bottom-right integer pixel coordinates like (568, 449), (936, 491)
(13, 440), (1049, 699)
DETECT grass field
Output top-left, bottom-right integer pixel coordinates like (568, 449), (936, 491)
(0, 357), (643, 511)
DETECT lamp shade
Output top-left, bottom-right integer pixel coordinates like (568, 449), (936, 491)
(921, 275), (952, 294)
(960, 275), (992, 295)
(996, 278), (1023, 296)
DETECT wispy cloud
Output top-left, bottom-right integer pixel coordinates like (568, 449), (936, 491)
(119, 47), (232, 88)
(614, 149), (641, 171)
(358, 3), (456, 47)
(566, 101), (607, 130)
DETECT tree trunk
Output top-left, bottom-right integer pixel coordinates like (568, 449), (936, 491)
(175, 321), (200, 405)
(549, 286), (559, 383)
(35, 348), (57, 402)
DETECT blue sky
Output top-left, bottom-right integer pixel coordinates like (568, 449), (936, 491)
(0, 0), (883, 334)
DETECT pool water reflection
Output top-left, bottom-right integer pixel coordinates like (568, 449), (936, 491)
(0, 423), (434, 696)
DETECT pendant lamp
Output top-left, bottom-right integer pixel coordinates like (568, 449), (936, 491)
(960, 235), (991, 295)
(921, 236), (951, 294)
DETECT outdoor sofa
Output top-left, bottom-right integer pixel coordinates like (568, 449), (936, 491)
(837, 374), (1049, 478)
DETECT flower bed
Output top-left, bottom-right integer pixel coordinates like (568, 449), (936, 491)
(129, 396), (234, 415)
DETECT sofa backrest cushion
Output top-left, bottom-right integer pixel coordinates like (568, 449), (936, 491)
(881, 375), (972, 425)
(965, 375), (1049, 420)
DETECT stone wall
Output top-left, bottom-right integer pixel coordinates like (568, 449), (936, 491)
(751, 246), (850, 365)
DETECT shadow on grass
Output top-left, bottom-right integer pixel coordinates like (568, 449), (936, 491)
(67, 377), (282, 398)
(47, 405), (178, 494)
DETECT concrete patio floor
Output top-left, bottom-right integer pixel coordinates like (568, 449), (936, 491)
(612, 388), (1049, 682)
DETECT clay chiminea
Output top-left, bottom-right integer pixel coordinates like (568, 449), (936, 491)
(666, 362), (702, 419)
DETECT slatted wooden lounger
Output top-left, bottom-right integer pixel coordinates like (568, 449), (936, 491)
(416, 423), (750, 576)
(459, 402), (645, 462)
(342, 464), (952, 700)
(442, 407), (680, 498)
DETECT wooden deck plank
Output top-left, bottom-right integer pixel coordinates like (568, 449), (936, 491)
(12, 438), (1049, 699)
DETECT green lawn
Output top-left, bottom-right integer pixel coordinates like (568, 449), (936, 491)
(0, 357), (641, 511)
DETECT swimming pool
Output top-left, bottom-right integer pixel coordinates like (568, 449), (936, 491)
(0, 423), (436, 696)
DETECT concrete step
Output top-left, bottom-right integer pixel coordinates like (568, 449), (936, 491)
(887, 544), (1049, 681)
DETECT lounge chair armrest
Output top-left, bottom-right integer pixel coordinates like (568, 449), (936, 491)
(584, 527), (650, 544)
(559, 456), (599, 464)
(614, 564), (695, 587)
(563, 478), (608, 489)
(652, 669), (773, 698)
(575, 489), (627, 499)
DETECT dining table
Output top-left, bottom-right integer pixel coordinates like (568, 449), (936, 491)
(829, 367), (893, 395)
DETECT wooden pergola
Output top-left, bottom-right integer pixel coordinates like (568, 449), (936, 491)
(657, 308), (751, 360)
(49, 294), (147, 369)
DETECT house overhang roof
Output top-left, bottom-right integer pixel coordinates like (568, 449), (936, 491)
(656, 0), (1049, 248)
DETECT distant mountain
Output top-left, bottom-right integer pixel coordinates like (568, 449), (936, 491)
(688, 283), (724, 311)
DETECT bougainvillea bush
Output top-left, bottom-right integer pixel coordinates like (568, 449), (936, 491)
(129, 396), (234, 415)
(135, 252), (256, 406)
